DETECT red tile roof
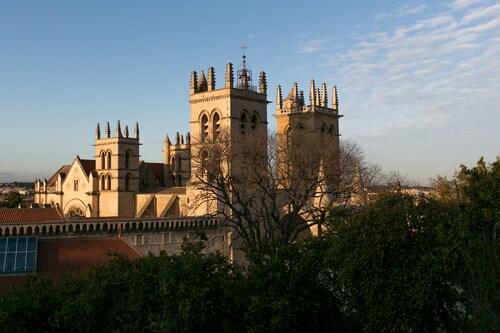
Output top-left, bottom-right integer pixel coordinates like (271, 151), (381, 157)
(36, 237), (142, 274)
(0, 237), (142, 294)
(0, 208), (63, 223)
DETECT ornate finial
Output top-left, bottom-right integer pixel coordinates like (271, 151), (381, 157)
(321, 83), (328, 107)
(276, 85), (283, 110)
(105, 121), (111, 138)
(124, 125), (129, 138)
(175, 132), (180, 145)
(299, 90), (305, 106)
(134, 122), (139, 139)
(116, 120), (123, 138)
(165, 133), (171, 144)
(207, 67), (215, 91)
(259, 71), (267, 95)
(181, 134), (184, 145)
(198, 71), (207, 92)
(225, 63), (234, 88)
(293, 82), (299, 102)
(332, 85), (338, 110)
(309, 80), (316, 106)
(315, 88), (320, 107)
(186, 132), (191, 145)
(95, 123), (101, 140)
(237, 43), (251, 90)
(190, 71), (198, 94)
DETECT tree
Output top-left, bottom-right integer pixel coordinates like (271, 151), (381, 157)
(4, 191), (22, 208)
(328, 193), (464, 332)
(243, 238), (349, 333)
(337, 139), (383, 206)
(189, 129), (341, 253)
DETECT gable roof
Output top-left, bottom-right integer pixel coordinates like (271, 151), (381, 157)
(140, 161), (165, 186)
(0, 208), (63, 223)
(79, 159), (96, 177)
(46, 165), (71, 187)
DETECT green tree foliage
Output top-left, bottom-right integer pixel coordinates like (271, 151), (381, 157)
(329, 194), (464, 332)
(4, 191), (22, 208)
(1, 158), (498, 332)
(243, 238), (349, 333)
(0, 236), (245, 333)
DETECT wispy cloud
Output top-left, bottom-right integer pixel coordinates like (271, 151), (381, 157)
(448, 0), (487, 10)
(321, 1), (500, 179)
(375, 3), (427, 21)
(296, 39), (328, 53)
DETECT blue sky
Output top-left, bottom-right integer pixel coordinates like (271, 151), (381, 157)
(1, 0), (499, 184)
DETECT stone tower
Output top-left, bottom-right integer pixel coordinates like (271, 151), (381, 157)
(274, 81), (342, 194)
(163, 131), (191, 187)
(94, 121), (140, 217)
(188, 57), (269, 214)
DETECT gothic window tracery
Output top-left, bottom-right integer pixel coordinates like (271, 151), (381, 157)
(212, 112), (220, 139)
(240, 111), (248, 133)
(201, 114), (209, 142)
(251, 113), (258, 130)
(67, 206), (85, 219)
(106, 151), (112, 170)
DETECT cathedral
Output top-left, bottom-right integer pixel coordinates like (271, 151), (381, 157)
(33, 58), (342, 224)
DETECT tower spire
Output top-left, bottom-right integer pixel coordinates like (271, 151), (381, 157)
(225, 63), (234, 88)
(105, 121), (111, 138)
(96, 123), (101, 140)
(134, 122), (139, 139)
(207, 66), (215, 91)
(321, 82), (328, 107)
(276, 85), (283, 110)
(116, 120), (123, 138)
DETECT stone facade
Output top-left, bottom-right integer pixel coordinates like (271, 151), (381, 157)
(34, 59), (341, 235)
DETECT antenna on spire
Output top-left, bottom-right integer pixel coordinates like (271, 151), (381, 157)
(237, 42), (253, 91)
(241, 42), (247, 70)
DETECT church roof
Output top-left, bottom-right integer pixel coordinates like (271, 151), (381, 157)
(79, 159), (96, 176)
(0, 208), (63, 223)
(46, 165), (71, 187)
(140, 161), (165, 186)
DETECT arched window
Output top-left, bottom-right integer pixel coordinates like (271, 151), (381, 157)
(321, 123), (327, 133)
(212, 112), (220, 139)
(240, 111), (248, 133)
(176, 174), (182, 186)
(100, 175), (105, 190)
(125, 150), (132, 169)
(296, 124), (304, 131)
(328, 125), (335, 135)
(201, 114), (209, 142)
(67, 206), (85, 219)
(251, 113), (258, 130)
(107, 174), (112, 190)
(100, 151), (105, 169)
(106, 151), (112, 170)
(169, 175), (175, 187)
(73, 179), (79, 192)
(286, 127), (292, 147)
(177, 155), (182, 172)
(125, 173), (131, 190)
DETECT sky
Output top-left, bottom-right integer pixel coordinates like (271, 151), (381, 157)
(0, 0), (499, 184)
